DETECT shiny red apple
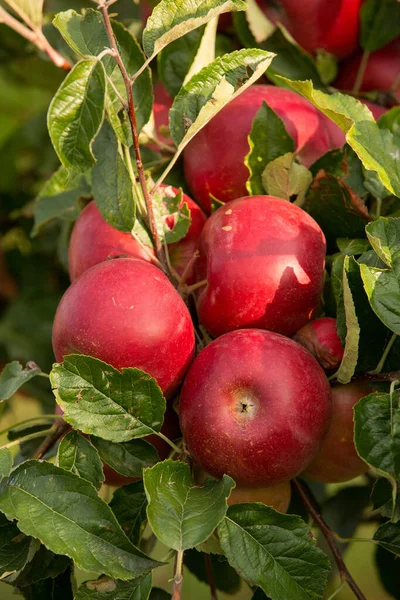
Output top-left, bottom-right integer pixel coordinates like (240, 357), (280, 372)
(335, 39), (400, 104)
(294, 317), (344, 371)
(275, 0), (362, 59)
(179, 329), (332, 487)
(52, 258), (195, 398)
(68, 185), (206, 284)
(184, 85), (343, 212)
(303, 382), (372, 483)
(195, 195), (326, 338)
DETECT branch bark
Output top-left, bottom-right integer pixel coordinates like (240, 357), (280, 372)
(294, 479), (367, 600)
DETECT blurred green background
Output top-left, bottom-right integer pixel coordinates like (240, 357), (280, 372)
(0, 1), (396, 598)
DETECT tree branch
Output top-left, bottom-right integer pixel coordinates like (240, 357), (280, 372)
(0, 7), (71, 70)
(98, 3), (168, 274)
(294, 479), (367, 600)
(32, 420), (69, 460)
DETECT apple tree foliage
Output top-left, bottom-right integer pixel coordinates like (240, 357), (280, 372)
(0, 0), (400, 598)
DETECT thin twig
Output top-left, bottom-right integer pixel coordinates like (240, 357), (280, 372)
(352, 50), (370, 95)
(32, 421), (69, 460)
(99, 4), (168, 273)
(0, 7), (71, 70)
(204, 554), (218, 600)
(172, 550), (184, 600)
(294, 479), (367, 600)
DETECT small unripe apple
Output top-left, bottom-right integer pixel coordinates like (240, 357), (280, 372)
(293, 317), (344, 371)
(303, 382), (372, 483)
(196, 195), (326, 338)
(184, 85), (341, 212)
(276, 0), (362, 59)
(228, 481), (291, 513)
(179, 329), (332, 487)
(334, 39), (400, 104)
(52, 258), (195, 398)
(68, 185), (206, 284)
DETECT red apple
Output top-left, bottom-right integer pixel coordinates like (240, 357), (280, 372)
(334, 39), (400, 104)
(275, 0), (362, 59)
(294, 317), (344, 371)
(228, 481), (291, 513)
(184, 85), (343, 212)
(152, 81), (173, 148)
(179, 329), (332, 487)
(195, 195), (326, 338)
(303, 382), (372, 483)
(68, 185), (206, 284)
(52, 258), (195, 398)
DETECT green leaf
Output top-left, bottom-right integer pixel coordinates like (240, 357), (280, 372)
(0, 448), (12, 480)
(354, 391), (400, 480)
(57, 430), (104, 490)
(280, 78), (400, 198)
(153, 186), (191, 244)
(75, 574), (152, 599)
(0, 513), (36, 576)
(371, 478), (400, 520)
(50, 355), (166, 443)
(3, 0), (43, 28)
(360, 264), (400, 334)
(378, 106), (400, 140)
(47, 59), (106, 171)
(109, 482), (148, 545)
(262, 152), (312, 204)
(0, 361), (44, 401)
(218, 503), (330, 600)
(360, 0), (400, 52)
(143, 460), (234, 551)
(374, 522), (400, 556)
(10, 545), (71, 589)
(0, 461), (161, 579)
(90, 436), (158, 479)
(245, 102), (295, 196)
(18, 566), (74, 600)
(143, 0), (246, 58)
(304, 172), (370, 249)
(92, 121), (135, 232)
(233, 13), (324, 88)
(365, 217), (400, 270)
(33, 166), (91, 235)
(158, 27), (206, 98)
(170, 48), (275, 150)
(184, 549), (241, 595)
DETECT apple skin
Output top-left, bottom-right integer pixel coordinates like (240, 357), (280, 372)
(195, 195), (326, 338)
(52, 258), (195, 398)
(68, 185), (206, 284)
(275, 0), (362, 59)
(179, 329), (332, 487)
(152, 81), (173, 148)
(184, 85), (342, 212)
(334, 39), (400, 104)
(293, 317), (344, 371)
(303, 382), (372, 483)
(228, 481), (291, 513)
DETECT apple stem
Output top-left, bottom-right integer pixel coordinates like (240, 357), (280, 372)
(294, 479), (367, 600)
(177, 251), (200, 290)
(172, 550), (184, 600)
(156, 432), (183, 455)
(32, 421), (70, 460)
(183, 279), (208, 295)
(99, 4), (169, 276)
(204, 554), (218, 600)
(352, 50), (370, 95)
(369, 332), (397, 375)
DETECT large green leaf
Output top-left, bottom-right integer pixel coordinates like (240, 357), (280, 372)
(143, 0), (246, 58)
(50, 355), (166, 443)
(245, 101), (294, 196)
(0, 361), (44, 402)
(9, 545), (71, 589)
(143, 460), (234, 551)
(360, 0), (400, 52)
(109, 482), (148, 546)
(354, 392), (400, 480)
(218, 503), (330, 600)
(360, 264), (400, 334)
(75, 574), (152, 599)
(262, 153), (312, 205)
(47, 59), (106, 172)
(365, 217), (400, 270)
(170, 48), (275, 149)
(0, 461), (161, 579)
(374, 522), (400, 556)
(0, 449), (12, 480)
(0, 513), (37, 576)
(92, 122), (135, 232)
(91, 436), (159, 479)
(334, 256), (360, 383)
(280, 78), (400, 198)
(57, 430), (104, 490)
